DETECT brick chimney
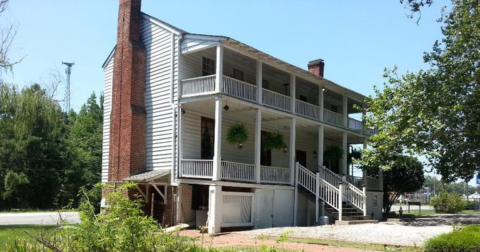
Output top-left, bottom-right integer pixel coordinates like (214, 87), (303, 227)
(308, 59), (325, 78)
(108, 0), (146, 182)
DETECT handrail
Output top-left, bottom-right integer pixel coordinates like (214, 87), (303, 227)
(297, 163), (339, 210)
(223, 76), (257, 102)
(295, 99), (320, 120)
(317, 165), (365, 214)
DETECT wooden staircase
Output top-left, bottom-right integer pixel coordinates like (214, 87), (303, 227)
(296, 163), (377, 225)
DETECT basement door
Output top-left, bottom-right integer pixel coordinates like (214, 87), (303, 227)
(258, 189), (294, 228)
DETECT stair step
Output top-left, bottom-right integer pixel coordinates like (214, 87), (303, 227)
(335, 219), (379, 225)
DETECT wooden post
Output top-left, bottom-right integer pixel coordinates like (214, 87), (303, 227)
(255, 109), (262, 183)
(150, 193), (155, 217)
(256, 60), (262, 104)
(318, 125), (324, 170)
(316, 172), (320, 224)
(290, 74), (296, 113)
(338, 183), (343, 221)
(212, 97), (223, 181)
(319, 86), (324, 121)
(343, 94), (348, 128)
(215, 44), (223, 93)
(294, 162), (299, 226)
(289, 117), (296, 185)
(363, 186), (367, 217)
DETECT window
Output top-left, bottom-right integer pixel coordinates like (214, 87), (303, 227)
(202, 57), (216, 76)
(330, 104), (338, 113)
(260, 131), (272, 166)
(233, 68), (244, 81)
(299, 95), (308, 102)
(262, 79), (269, 89)
(201, 117), (215, 159)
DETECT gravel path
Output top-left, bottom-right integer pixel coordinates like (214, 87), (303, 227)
(237, 214), (480, 247)
(240, 223), (452, 247)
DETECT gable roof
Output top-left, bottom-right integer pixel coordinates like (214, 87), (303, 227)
(102, 13), (367, 100)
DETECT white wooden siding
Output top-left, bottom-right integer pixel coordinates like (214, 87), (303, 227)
(181, 38), (218, 54)
(141, 17), (178, 171)
(101, 58), (113, 183)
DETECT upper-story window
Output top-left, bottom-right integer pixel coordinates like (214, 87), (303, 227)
(233, 68), (244, 81)
(202, 57), (216, 76)
(262, 79), (269, 89)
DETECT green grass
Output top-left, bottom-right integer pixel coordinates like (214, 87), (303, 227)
(0, 225), (56, 251)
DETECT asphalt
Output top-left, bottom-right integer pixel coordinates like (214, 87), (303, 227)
(0, 212), (80, 225)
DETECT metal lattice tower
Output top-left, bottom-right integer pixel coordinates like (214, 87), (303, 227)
(62, 62), (74, 112)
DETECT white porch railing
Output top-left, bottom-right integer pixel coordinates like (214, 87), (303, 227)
(296, 164), (317, 194)
(296, 100), (320, 120)
(181, 75), (216, 97)
(367, 177), (381, 191)
(347, 175), (364, 188)
(344, 183), (365, 211)
(221, 161), (255, 182)
(223, 76), (257, 102)
(323, 109), (344, 127)
(297, 164), (340, 210)
(319, 166), (343, 188)
(180, 159), (213, 178)
(261, 166), (290, 184)
(348, 118), (363, 132)
(262, 89), (291, 112)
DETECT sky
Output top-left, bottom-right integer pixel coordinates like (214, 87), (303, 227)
(3, 0), (475, 185)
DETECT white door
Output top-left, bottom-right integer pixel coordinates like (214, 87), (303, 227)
(273, 189), (294, 227)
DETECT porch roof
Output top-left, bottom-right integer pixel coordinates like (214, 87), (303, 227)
(124, 169), (170, 182)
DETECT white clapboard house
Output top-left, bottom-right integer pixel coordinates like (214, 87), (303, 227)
(102, 0), (383, 234)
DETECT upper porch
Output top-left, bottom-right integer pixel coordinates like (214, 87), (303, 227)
(178, 42), (376, 136)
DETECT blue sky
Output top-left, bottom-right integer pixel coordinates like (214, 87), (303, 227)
(2, 0), (447, 111)
(4, 1), (474, 185)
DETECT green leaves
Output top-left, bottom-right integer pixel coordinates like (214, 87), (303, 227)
(226, 123), (248, 145)
(362, 0), (480, 183)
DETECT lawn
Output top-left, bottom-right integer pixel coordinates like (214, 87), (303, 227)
(0, 225), (56, 251)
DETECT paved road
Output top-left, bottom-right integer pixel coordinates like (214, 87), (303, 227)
(0, 212), (80, 225)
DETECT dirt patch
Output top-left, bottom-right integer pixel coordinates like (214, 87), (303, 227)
(180, 230), (377, 252)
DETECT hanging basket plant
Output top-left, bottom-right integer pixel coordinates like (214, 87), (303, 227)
(263, 131), (287, 151)
(226, 123), (249, 145)
(323, 145), (344, 162)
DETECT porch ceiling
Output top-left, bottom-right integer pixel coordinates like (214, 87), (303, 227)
(182, 99), (365, 145)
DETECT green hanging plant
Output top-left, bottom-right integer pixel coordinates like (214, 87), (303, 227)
(324, 145), (344, 162)
(226, 123), (249, 145)
(263, 131), (287, 151)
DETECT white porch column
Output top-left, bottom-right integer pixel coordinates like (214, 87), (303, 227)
(208, 185), (222, 234)
(343, 95), (348, 128)
(319, 86), (324, 121)
(176, 185), (183, 224)
(254, 109), (262, 183)
(342, 131), (348, 176)
(212, 97), (223, 181)
(290, 74), (296, 113)
(256, 60), (262, 104)
(289, 117), (296, 185)
(363, 138), (368, 188)
(318, 125), (324, 170)
(379, 169), (384, 190)
(178, 105), (184, 179)
(215, 44), (224, 93)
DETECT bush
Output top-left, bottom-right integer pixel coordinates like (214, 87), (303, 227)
(430, 192), (466, 213)
(6, 183), (210, 252)
(425, 225), (480, 252)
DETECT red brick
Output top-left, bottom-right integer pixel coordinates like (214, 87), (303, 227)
(108, 0), (146, 182)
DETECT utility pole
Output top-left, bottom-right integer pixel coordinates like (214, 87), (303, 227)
(62, 62), (74, 112)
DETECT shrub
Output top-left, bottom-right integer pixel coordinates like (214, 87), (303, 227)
(6, 183), (210, 252)
(424, 225), (480, 252)
(430, 192), (466, 213)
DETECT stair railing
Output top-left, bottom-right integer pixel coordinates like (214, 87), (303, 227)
(318, 165), (367, 217)
(297, 163), (340, 211)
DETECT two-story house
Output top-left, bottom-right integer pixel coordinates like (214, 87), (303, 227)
(102, 0), (383, 234)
